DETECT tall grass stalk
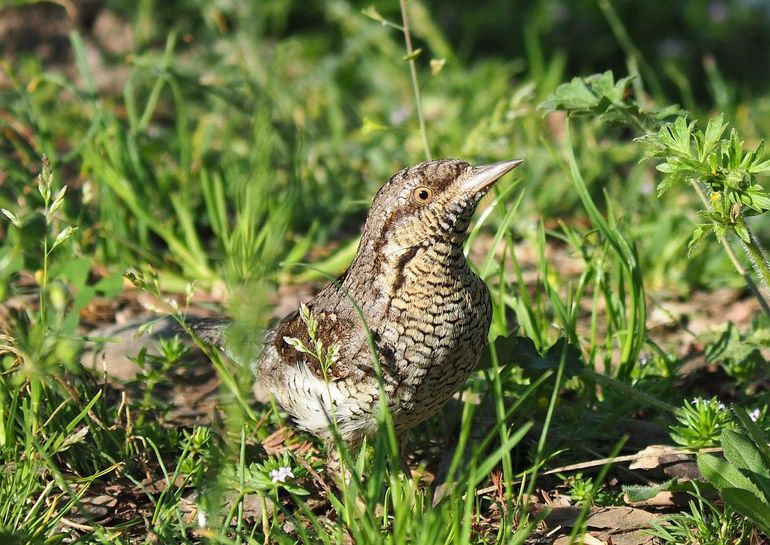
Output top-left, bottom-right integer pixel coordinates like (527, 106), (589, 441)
(399, 0), (432, 161)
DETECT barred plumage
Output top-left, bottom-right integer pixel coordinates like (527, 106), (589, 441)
(195, 159), (523, 454)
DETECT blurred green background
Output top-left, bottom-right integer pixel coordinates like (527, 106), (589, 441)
(2, 0), (770, 296)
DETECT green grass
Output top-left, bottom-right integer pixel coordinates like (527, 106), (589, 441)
(2, 0), (770, 543)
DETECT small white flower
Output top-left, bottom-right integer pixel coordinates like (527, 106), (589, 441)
(197, 508), (207, 528)
(717, 401), (726, 411)
(690, 397), (703, 406)
(750, 408), (761, 422)
(270, 466), (295, 484)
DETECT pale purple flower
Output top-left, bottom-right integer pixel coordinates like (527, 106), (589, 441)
(270, 466), (295, 484)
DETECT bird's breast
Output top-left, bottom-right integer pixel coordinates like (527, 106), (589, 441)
(378, 246), (492, 423)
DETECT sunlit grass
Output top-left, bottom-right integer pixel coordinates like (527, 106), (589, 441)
(1, 0), (770, 542)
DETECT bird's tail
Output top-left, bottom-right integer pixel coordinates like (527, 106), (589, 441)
(179, 317), (231, 349)
(180, 317), (263, 366)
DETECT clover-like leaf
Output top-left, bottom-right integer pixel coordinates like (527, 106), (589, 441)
(539, 71), (631, 114)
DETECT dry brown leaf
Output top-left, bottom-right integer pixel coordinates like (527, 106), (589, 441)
(628, 445), (693, 470)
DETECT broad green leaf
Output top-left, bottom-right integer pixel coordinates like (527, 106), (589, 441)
(722, 429), (770, 477)
(622, 479), (676, 502)
(538, 71), (630, 114)
(749, 157), (770, 174)
(94, 272), (124, 298)
(661, 117), (694, 157)
(742, 186), (770, 214)
(698, 452), (765, 500)
(721, 487), (770, 534)
(733, 219), (751, 243)
(732, 407), (770, 469)
(538, 77), (601, 113)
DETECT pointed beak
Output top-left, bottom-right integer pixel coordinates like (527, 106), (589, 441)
(461, 159), (524, 193)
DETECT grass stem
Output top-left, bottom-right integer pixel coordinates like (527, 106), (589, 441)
(399, 0), (432, 161)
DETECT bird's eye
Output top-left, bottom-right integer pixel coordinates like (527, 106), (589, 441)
(411, 186), (434, 205)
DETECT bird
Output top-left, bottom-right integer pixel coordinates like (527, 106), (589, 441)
(189, 158), (523, 458)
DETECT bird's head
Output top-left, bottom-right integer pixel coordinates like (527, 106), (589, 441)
(362, 159), (523, 257)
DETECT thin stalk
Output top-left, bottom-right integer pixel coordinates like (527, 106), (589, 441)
(485, 346), (513, 505)
(399, 0), (431, 161)
(597, 0), (665, 100)
(525, 342), (567, 503)
(689, 180), (770, 317)
(41, 238), (49, 326)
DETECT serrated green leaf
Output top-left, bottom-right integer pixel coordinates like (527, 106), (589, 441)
(742, 186), (770, 214)
(698, 452), (764, 499)
(725, 129), (744, 170)
(660, 117), (695, 157)
(722, 429), (769, 478)
(656, 174), (681, 197)
(538, 71), (629, 114)
(538, 78), (598, 113)
(622, 479), (676, 502)
(749, 158), (770, 174)
(700, 114), (727, 161)
(733, 219), (750, 243)
(732, 407), (770, 469)
(586, 71), (616, 97)
(721, 487), (770, 534)
(688, 224), (713, 255)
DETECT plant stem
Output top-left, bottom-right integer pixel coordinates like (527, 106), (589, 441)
(689, 180), (770, 317)
(399, 0), (431, 161)
(41, 239), (49, 326)
(597, 0), (665, 101)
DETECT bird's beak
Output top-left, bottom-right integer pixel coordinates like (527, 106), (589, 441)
(461, 159), (524, 193)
